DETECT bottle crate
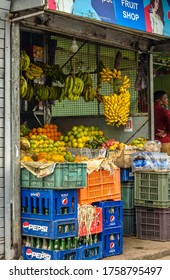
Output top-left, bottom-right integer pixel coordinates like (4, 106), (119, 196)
(78, 207), (102, 236)
(123, 209), (136, 236)
(93, 200), (123, 230)
(78, 242), (102, 260)
(99, 227), (123, 258)
(21, 163), (87, 189)
(22, 246), (79, 260)
(135, 206), (170, 241)
(121, 182), (134, 209)
(120, 168), (134, 182)
(134, 171), (170, 208)
(22, 218), (78, 239)
(21, 188), (78, 220)
(78, 168), (121, 205)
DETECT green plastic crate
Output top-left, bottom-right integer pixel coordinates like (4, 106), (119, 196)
(123, 209), (136, 236)
(134, 171), (170, 208)
(21, 163), (87, 189)
(121, 182), (134, 209)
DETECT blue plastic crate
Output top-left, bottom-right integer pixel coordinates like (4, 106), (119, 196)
(21, 218), (78, 239)
(93, 200), (123, 230)
(120, 168), (134, 182)
(22, 246), (79, 260)
(21, 188), (78, 221)
(77, 242), (102, 260)
(99, 227), (123, 258)
(21, 163), (87, 189)
(121, 182), (134, 209)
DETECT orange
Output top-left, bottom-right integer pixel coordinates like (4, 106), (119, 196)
(32, 128), (37, 133)
(44, 124), (49, 129)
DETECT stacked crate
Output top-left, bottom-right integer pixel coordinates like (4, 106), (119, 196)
(78, 168), (123, 258)
(120, 168), (136, 236)
(21, 163), (103, 260)
(134, 171), (170, 241)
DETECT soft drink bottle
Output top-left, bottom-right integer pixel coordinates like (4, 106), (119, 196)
(30, 236), (35, 247)
(60, 238), (66, 250)
(36, 238), (42, 248)
(25, 236), (31, 247)
(48, 239), (54, 250)
(67, 237), (71, 250)
(93, 234), (98, 243)
(65, 224), (69, 233)
(54, 239), (60, 250)
(42, 238), (48, 249)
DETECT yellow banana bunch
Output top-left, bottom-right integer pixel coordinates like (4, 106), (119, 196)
(62, 76), (84, 101)
(20, 50), (30, 71)
(24, 63), (43, 80)
(20, 76), (28, 98)
(100, 67), (122, 83)
(121, 75), (131, 89)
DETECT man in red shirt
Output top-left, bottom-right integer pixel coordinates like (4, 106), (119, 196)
(154, 90), (170, 155)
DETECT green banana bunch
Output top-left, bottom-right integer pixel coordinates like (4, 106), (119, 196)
(34, 84), (51, 101)
(20, 50), (30, 71)
(67, 76), (84, 101)
(49, 86), (63, 101)
(24, 85), (34, 101)
(83, 86), (97, 102)
(77, 71), (93, 87)
(20, 76), (28, 98)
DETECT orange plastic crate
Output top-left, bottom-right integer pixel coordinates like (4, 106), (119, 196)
(78, 168), (121, 205)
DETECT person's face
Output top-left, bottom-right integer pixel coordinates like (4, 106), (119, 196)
(154, 0), (160, 11)
(160, 94), (169, 108)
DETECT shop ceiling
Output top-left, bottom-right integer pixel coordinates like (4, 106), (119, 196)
(9, 1), (170, 54)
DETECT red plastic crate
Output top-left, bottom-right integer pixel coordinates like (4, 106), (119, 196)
(78, 168), (121, 205)
(78, 207), (102, 236)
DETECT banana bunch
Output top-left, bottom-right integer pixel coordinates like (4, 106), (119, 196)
(100, 68), (121, 83)
(23, 85), (34, 101)
(34, 84), (51, 101)
(20, 50), (30, 71)
(121, 75), (131, 88)
(37, 63), (66, 84)
(20, 76), (28, 98)
(49, 86), (63, 101)
(103, 88), (130, 127)
(82, 86), (97, 102)
(61, 76), (84, 101)
(77, 71), (93, 87)
(24, 63), (43, 80)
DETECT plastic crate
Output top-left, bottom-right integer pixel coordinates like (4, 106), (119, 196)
(22, 246), (79, 260)
(78, 168), (121, 205)
(123, 209), (136, 236)
(134, 171), (170, 208)
(99, 227), (123, 258)
(77, 242), (102, 260)
(21, 218), (78, 239)
(78, 207), (102, 236)
(93, 200), (123, 230)
(21, 163), (87, 190)
(135, 206), (170, 241)
(21, 188), (78, 221)
(120, 168), (134, 182)
(121, 182), (134, 209)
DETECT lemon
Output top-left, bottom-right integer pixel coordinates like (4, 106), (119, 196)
(78, 143), (84, 148)
(72, 142), (78, 148)
(72, 126), (78, 132)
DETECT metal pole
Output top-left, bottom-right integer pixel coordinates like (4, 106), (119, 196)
(149, 47), (155, 140)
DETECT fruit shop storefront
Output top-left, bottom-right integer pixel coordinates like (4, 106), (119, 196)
(2, 0), (170, 260)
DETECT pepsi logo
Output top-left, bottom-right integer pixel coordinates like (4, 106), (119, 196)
(110, 215), (115, 222)
(30, 192), (40, 197)
(26, 248), (33, 259)
(62, 197), (68, 205)
(110, 242), (115, 249)
(23, 221), (29, 232)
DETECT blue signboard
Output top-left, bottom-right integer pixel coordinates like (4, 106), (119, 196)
(48, 0), (170, 37)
